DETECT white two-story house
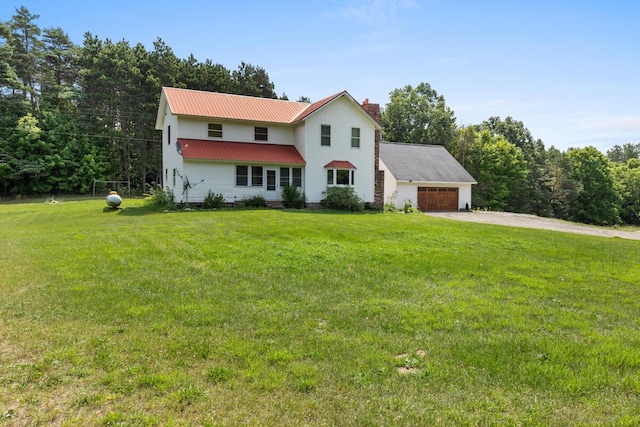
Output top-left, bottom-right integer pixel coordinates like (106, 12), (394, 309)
(155, 87), (382, 206)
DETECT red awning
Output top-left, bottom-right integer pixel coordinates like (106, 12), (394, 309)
(177, 138), (305, 165)
(324, 160), (357, 169)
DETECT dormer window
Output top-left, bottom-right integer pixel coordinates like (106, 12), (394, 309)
(208, 123), (222, 138)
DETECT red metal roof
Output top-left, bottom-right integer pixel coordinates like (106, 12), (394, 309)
(324, 160), (357, 169)
(164, 87), (312, 123)
(177, 138), (305, 165)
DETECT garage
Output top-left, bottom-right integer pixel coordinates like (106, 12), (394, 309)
(379, 142), (476, 212)
(418, 187), (459, 211)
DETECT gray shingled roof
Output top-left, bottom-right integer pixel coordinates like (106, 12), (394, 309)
(379, 142), (476, 183)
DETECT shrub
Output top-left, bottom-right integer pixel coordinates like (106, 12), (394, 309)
(321, 187), (364, 211)
(243, 194), (267, 208)
(384, 202), (397, 213)
(202, 190), (225, 209)
(403, 199), (420, 214)
(144, 184), (175, 210)
(281, 185), (306, 209)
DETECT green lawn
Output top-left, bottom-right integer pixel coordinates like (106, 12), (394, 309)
(1, 198), (639, 426)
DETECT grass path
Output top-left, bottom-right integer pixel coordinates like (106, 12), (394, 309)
(1, 198), (639, 425)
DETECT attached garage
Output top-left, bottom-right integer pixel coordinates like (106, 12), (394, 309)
(418, 187), (459, 212)
(379, 142), (476, 212)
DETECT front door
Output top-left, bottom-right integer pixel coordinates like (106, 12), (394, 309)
(265, 169), (277, 200)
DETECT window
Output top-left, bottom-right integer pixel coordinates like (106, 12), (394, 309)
(172, 168), (176, 186)
(236, 166), (248, 186)
(321, 124), (331, 146)
(336, 170), (349, 185)
(208, 123), (222, 138)
(351, 127), (360, 148)
(167, 125), (171, 145)
(266, 170), (276, 191)
(292, 168), (302, 187)
(280, 167), (303, 187)
(280, 168), (290, 188)
(326, 168), (355, 186)
(252, 166), (263, 187)
(255, 126), (268, 141)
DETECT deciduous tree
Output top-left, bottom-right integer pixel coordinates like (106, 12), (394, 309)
(381, 82), (456, 146)
(465, 129), (527, 210)
(567, 146), (621, 225)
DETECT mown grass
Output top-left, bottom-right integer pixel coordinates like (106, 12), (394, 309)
(1, 198), (639, 426)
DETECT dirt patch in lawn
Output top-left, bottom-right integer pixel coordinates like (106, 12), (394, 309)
(426, 211), (640, 241)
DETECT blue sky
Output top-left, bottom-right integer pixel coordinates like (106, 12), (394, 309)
(2, 0), (639, 152)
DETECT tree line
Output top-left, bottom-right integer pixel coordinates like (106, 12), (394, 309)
(0, 6), (281, 197)
(382, 83), (640, 226)
(1, 6), (638, 226)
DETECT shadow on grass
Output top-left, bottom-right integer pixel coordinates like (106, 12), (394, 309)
(114, 206), (159, 216)
(101, 205), (384, 217)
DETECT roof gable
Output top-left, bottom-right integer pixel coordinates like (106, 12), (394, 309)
(380, 142), (476, 183)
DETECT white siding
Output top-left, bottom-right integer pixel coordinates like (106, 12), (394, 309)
(180, 162), (266, 204)
(379, 159), (398, 206)
(458, 184), (473, 210)
(177, 118), (295, 145)
(161, 111), (183, 199)
(300, 97), (376, 203)
(396, 182), (418, 209)
(179, 161), (305, 204)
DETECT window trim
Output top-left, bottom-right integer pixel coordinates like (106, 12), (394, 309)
(280, 167), (303, 188)
(326, 168), (355, 186)
(351, 127), (360, 148)
(251, 166), (263, 187)
(236, 165), (249, 186)
(254, 126), (268, 141)
(321, 124), (331, 146)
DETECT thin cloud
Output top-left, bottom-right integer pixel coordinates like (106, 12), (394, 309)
(335, 0), (420, 27)
(583, 115), (640, 134)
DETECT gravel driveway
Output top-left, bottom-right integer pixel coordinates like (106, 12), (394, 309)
(426, 211), (640, 241)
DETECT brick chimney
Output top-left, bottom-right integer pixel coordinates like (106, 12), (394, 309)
(361, 99), (381, 125)
(362, 99), (384, 209)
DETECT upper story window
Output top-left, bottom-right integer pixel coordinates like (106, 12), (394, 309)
(321, 124), (331, 146)
(255, 126), (268, 141)
(351, 127), (360, 148)
(208, 123), (222, 138)
(167, 125), (171, 145)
